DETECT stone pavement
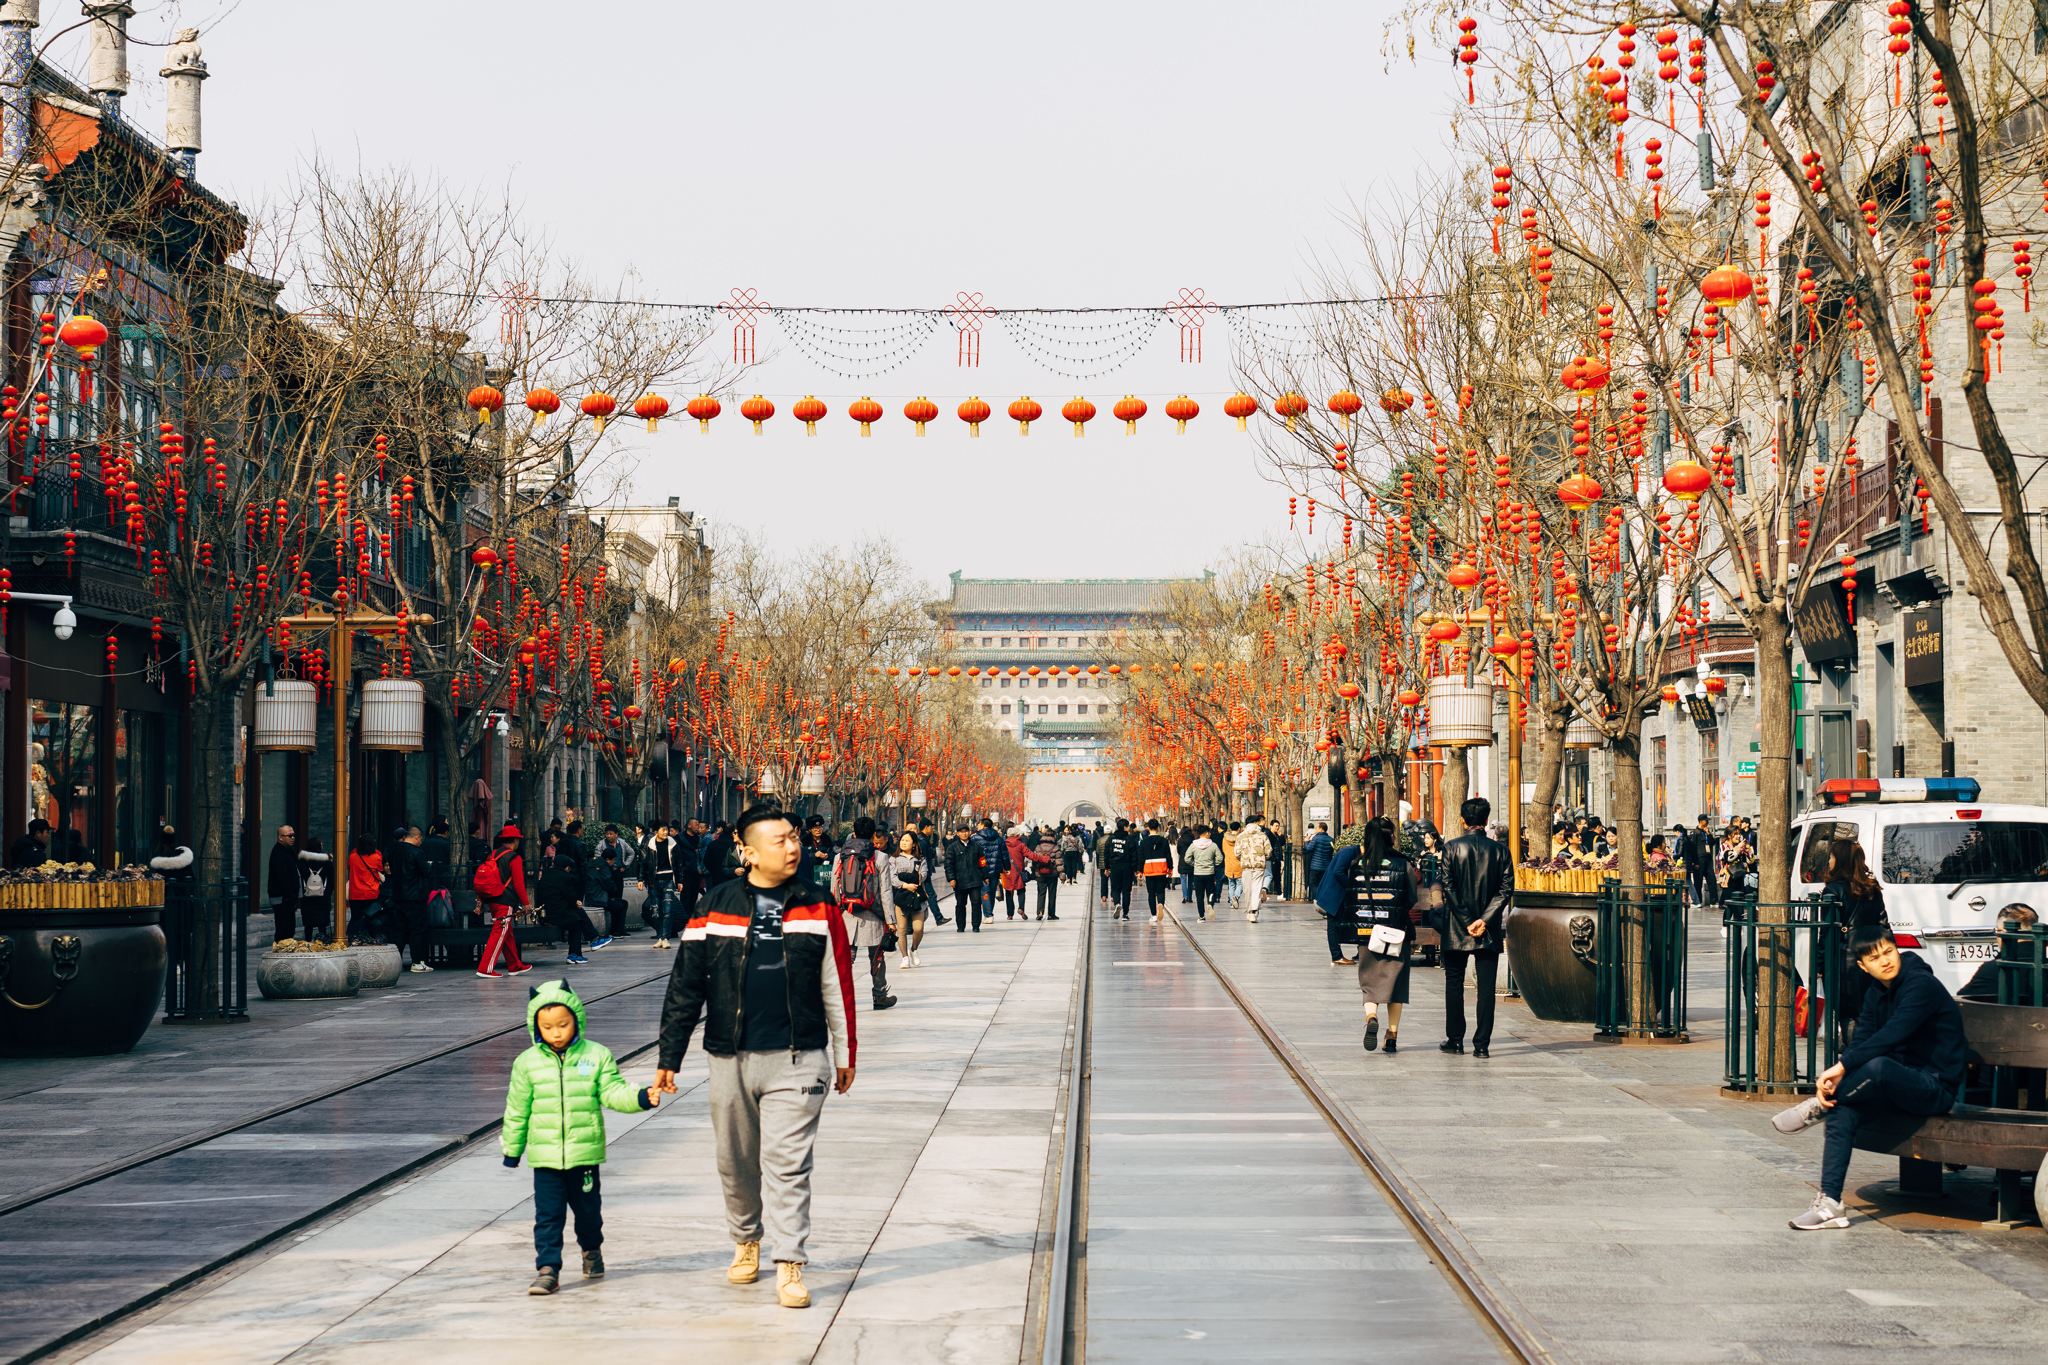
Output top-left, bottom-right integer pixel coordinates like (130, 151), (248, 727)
(47, 912), (1083, 1365)
(1181, 900), (2048, 1365)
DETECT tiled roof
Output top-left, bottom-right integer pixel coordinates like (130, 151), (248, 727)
(947, 575), (1198, 616)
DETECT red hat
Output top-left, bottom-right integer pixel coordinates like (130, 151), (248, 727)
(499, 823), (523, 840)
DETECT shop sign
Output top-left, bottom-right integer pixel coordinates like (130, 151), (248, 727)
(1685, 694), (1718, 731)
(1903, 607), (1943, 687)
(1793, 583), (1856, 665)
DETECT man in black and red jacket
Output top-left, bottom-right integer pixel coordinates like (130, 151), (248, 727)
(654, 805), (857, 1311)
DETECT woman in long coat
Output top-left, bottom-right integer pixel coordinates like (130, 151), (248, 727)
(1315, 816), (1420, 1054)
(1002, 827), (1031, 920)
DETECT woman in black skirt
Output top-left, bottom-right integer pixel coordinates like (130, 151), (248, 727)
(1316, 816), (1420, 1053)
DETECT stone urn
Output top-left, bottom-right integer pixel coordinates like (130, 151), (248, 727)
(350, 943), (403, 989)
(0, 901), (168, 1056)
(255, 947), (361, 1001)
(1504, 891), (1601, 1024)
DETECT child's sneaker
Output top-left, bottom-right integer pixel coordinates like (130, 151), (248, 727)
(776, 1260), (810, 1308)
(582, 1250), (605, 1279)
(528, 1268), (559, 1295)
(728, 1241), (760, 1283)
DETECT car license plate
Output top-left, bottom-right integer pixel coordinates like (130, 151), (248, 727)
(1944, 941), (1998, 962)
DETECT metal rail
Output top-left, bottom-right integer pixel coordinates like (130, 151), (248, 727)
(1039, 900), (1092, 1365)
(1163, 907), (1555, 1365)
(0, 968), (674, 1220)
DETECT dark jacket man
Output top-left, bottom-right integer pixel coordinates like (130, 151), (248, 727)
(1440, 826), (1514, 952)
(1841, 952), (1967, 1087)
(8, 820), (50, 870)
(971, 822), (1008, 880)
(944, 831), (985, 890)
(657, 875), (857, 1067)
(419, 828), (454, 892)
(1304, 829), (1335, 881)
(388, 837), (431, 902)
(267, 833), (300, 900)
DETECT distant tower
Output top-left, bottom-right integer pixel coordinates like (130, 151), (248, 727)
(83, 2), (131, 121)
(160, 25), (205, 178)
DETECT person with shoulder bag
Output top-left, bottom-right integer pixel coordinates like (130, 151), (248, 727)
(298, 834), (335, 941)
(832, 816), (896, 1009)
(1316, 817), (1421, 1053)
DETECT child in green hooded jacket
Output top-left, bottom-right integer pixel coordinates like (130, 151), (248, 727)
(503, 979), (656, 1295)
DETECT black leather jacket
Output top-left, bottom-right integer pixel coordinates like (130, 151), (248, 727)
(1440, 831), (1513, 951)
(657, 876), (855, 1067)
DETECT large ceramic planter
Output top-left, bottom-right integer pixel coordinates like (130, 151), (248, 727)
(255, 948), (361, 1001)
(351, 943), (403, 989)
(1505, 891), (1600, 1024)
(0, 902), (168, 1056)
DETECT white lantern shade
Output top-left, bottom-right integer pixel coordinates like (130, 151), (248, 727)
(1179, 789), (1192, 808)
(359, 679), (425, 751)
(1565, 711), (1604, 749)
(909, 788), (927, 808)
(1426, 677), (1495, 748)
(253, 681), (317, 751)
(1231, 761), (1258, 791)
(758, 766), (780, 794)
(799, 765), (826, 795)
(883, 789), (901, 806)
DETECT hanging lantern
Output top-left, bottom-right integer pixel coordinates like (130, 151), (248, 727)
(1165, 394), (1199, 433)
(1275, 393), (1309, 429)
(958, 396), (991, 436)
(1426, 676), (1494, 747)
(1559, 356), (1611, 393)
(359, 679), (426, 751)
(467, 384), (505, 425)
(792, 395), (828, 434)
(470, 544), (500, 573)
(1336, 681), (1361, 699)
(633, 392), (670, 432)
(1426, 621), (1463, 643)
(1660, 683), (1680, 707)
(904, 396), (939, 435)
(253, 680), (318, 751)
(1224, 392), (1259, 430)
(800, 766), (827, 795)
(1702, 675), (1728, 696)
(525, 387), (561, 425)
(1557, 474), (1604, 510)
(686, 393), (722, 432)
(1008, 396), (1043, 434)
(580, 391), (618, 434)
(850, 397), (884, 435)
(741, 394), (775, 433)
(1700, 266), (1756, 307)
(1113, 395), (1147, 433)
(1446, 563), (1481, 590)
(1456, 16), (1479, 101)
(1375, 388), (1410, 414)
(1062, 396), (1097, 436)
(1662, 461), (1713, 502)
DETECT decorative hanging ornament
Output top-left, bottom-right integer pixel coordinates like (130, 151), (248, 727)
(633, 392), (669, 432)
(686, 393), (722, 432)
(1275, 393), (1309, 430)
(1225, 392), (1259, 430)
(957, 396), (991, 437)
(525, 387), (560, 425)
(792, 395), (827, 434)
(1062, 396), (1096, 437)
(740, 394), (775, 433)
(580, 391), (617, 434)
(849, 396), (883, 435)
(1165, 394), (1198, 433)
(1008, 396), (1042, 435)
(904, 396), (939, 435)
(59, 314), (108, 403)
(1113, 395), (1147, 434)
(1456, 16), (1479, 102)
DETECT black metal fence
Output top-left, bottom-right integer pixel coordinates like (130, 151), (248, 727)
(163, 879), (249, 1022)
(1593, 879), (1689, 1038)
(1721, 894), (1842, 1093)
(1981, 922), (2048, 1007)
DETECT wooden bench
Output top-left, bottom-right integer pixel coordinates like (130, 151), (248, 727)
(425, 923), (563, 969)
(1852, 1000), (2048, 1225)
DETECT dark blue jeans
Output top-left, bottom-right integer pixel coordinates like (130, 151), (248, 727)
(1820, 1057), (1952, 1200)
(533, 1164), (603, 1270)
(1325, 908), (1352, 961)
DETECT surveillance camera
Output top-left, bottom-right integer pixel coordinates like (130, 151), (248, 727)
(51, 605), (75, 641)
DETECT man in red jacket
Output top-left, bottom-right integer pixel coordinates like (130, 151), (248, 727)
(655, 805), (857, 1310)
(475, 824), (534, 978)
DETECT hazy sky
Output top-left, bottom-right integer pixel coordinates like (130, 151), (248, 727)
(54, 0), (1458, 596)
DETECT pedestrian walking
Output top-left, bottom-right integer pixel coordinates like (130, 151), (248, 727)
(1438, 798), (1512, 1058)
(1059, 826), (1083, 884)
(1682, 814), (1717, 908)
(1236, 816), (1272, 921)
(1136, 819), (1175, 922)
(538, 829), (592, 963)
(915, 819), (946, 926)
(639, 821), (683, 947)
(267, 824), (301, 944)
(1185, 826), (1221, 919)
(889, 832), (929, 969)
(297, 834), (334, 940)
(1221, 822), (1243, 908)
(474, 824), (535, 978)
(656, 805), (859, 1309)
(972, 818), (1008, 925)
(389, 825), (434, 972)
(1304, 821), (1334, 893)
(944, 825), (984, 932)
(1001, 826), (1031, 919)
(1319, 817), (1420, 1053)
(1266, 825), (1291, 900)
(504, 979), (657, 1294)
(1031, 827), (1060, 920)
(422, 818), (455, 960)
(1772, 927), (1966, 1230)
(832, 816), (897, 1010)
(346, 834), (386, 942)
(1176, 824), (1197, 904)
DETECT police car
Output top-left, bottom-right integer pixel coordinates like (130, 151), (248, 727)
(1790, 777), (2048, 995)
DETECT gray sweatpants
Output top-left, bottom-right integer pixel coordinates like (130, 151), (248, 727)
(708, 1048), (833, 1265)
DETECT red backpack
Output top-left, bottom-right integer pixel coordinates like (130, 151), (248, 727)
(472, 850), (511, 897)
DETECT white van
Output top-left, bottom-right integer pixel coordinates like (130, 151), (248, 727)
(1788, 778), (2048, 996)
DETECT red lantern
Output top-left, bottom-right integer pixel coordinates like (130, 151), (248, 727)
(1446, 563), (1481, 590)
(633, 393), (670, 432)
(467, 384), (505, 425)
(60, 314), (109, 402)
(580, 391), (617, 434)
(957, 396), (991, 436)
(470, 544), (499, 573)
(1061, 397), (1097, 437)
(904, 396), (939, 435)
(1426, 621), (1463, 643)
(1557, 474), (1604, 510)
(740, 395), (775, 433)
(1224, 392), (1259, 430)
(1008, 396), (1043, 435)
(1113, 395), (1148, 433)
(793, 395), (828, 434)
(1375, 388), (1411, 414)
(525, 388), (561, 424)
(1274, 393), (1309, 429)
(1661, 683), (1680, 706)
(1662, 461), (1713, 502)
(1456, 16), (1479, 101)
(1702, 676), (1728, 696)
(1560, 356), (1611, 393)
(686, 393), (722, 432)
(1396, 688), (1423, 707)
(1700, 266), (1755, 307)
(1165, 395), (1199, 433)
(849, 397), (884, 435)
(1337, 681), (1361, 699)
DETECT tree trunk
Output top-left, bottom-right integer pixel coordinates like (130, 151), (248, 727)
(1751, 607), (1799, 1087)
(189, 688), (236, 1013)
(1525, 689), (1570, 860)
(1609, 713), (1651, 1031)
(1441, 746), (1469, 836)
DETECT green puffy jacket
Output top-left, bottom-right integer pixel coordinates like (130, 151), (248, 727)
(502, 979), (650, 1169)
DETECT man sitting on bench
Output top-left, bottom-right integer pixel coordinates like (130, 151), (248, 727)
(1772, 926), (1967, 1230)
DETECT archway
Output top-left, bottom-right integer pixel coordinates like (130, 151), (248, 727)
(1060, 799), (1107, 825)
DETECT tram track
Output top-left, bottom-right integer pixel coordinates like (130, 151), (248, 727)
(1, 968), (677, 1365)
(1037, 902), (1554, 1364)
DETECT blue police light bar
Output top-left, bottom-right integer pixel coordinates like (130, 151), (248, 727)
(1820, 777), (1981, 804)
